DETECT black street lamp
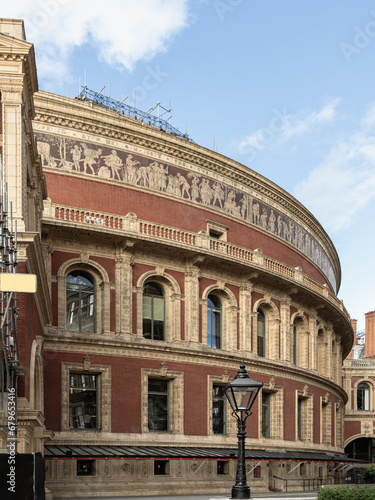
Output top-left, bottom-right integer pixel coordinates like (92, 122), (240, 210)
(224, 362), (263, 499)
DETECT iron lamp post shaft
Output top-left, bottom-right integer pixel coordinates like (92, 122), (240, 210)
(232, 411), (250, 499)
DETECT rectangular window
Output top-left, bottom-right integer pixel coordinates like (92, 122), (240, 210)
(254, 465), (261, 478)
(69, 374), (97, 430)
(262, 392), (271, 438)
(77, 460), (95, 476)
(154, 460), (169, 475)
(213, 385), (226, 434)
(148, 379), (169, 432)
(217, 461), (229, 475)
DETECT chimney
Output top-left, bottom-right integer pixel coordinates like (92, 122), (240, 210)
(365, 311), (375, 358)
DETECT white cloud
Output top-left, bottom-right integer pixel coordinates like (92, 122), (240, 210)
(282, 99), (340, 140)
(294, 130), (375, 233)
(238, 99), (340, 156)
(1, 0), (190, 86)
(362, 101), (375, 128)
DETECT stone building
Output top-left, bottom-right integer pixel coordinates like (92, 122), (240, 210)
(343, 312), (375, 464)
(0, 18), (358, 498)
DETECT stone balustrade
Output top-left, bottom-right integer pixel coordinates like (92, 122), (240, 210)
(43, 201), (350, 321)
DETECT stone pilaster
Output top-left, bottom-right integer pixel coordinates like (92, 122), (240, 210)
(184, 266), (200, 343)
(115, 253), (134, 334)
(100, 281), (111, 334)
(227, 305), (239, 351)
(239, 284), (252, 352)
(280, 298), (292, 362)
(309, 314), (317, 371)
(326, 328), (333, 380)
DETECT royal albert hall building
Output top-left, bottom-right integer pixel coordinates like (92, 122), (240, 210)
(0, 19), (357, 498)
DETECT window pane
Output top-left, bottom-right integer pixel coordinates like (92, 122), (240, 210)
(213, 385), (225, 434)
(153, 297), (164, 321)
(66, 289), (80, 331)
(262, 393), (271, 438)
(257, 310), (265, 357)
(144, 283), (163, 296)
(69, 374), (97, 429)
(148, 379), (168, 432)
(143, 283), (165, 340)
(153, 321), (164, 341)
(143, 319), (152, 339)
(148, 394), (168, 431)
(66, 272), (95, 333)
(213, 310), (221, 349)
(67, 272), (94, 286)
(81, 289), (95, 333)
(143, 296), (152, 320)
(207, 295), (221, 349)
(213, 399), (225, 434)
(149, 379), (168, 393)
(207, 310), (212, 347)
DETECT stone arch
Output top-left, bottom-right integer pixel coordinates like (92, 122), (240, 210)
(344, 433), (375, 448)
(344, 435), (375, 462)
(252, 298), (280, 360)
(201, 285), (238, 351)
(57, 258), (111, 334)
(136, 270), (182, 342)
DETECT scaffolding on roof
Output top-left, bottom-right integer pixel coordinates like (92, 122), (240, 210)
(76, 86), (194, 143)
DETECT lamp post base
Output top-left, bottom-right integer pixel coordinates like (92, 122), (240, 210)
(231, 484), (250, 499)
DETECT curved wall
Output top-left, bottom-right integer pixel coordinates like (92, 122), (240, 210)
(34, 90), (354, 497)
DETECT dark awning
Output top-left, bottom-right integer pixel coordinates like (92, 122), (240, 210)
(44, 445), (363, 463)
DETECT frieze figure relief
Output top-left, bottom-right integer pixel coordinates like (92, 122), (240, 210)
(213, 182), (224, 208)
(102, 150), (123, 180)
(35, 131), (336, 290)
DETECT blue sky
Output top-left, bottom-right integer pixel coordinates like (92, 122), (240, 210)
(4, 0), (375, 331)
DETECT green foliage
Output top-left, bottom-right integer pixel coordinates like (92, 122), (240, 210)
(366, 465), (375, 476)
(317, 486), (375, 499)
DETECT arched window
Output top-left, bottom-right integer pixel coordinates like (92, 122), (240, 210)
(357, 382), (370, 411)
(207, 294), (221, 349)
(143, 282), (165, 340)
(66, 271), (95, 333)
(257, 309), (266, 357)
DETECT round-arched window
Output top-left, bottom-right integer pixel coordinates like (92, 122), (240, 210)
(357, 382), (370, 411)
(207, 294), (222, 349)
(143, 282), (165, 341)
(66, 271), (95, 333)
